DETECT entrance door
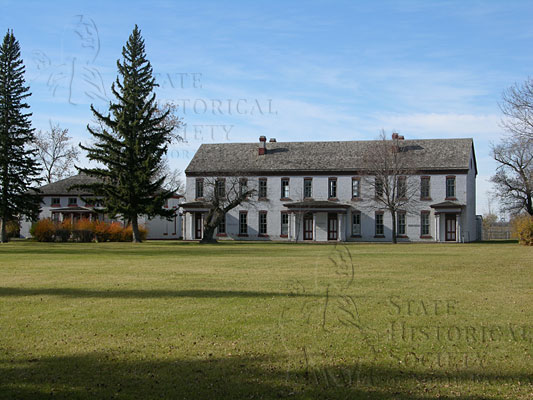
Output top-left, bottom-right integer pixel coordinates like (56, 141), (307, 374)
(303, 214), (313, 240)
(194, 213), (203, 239)
(328, 213), (338, 241)
(445, 214), (456, 241)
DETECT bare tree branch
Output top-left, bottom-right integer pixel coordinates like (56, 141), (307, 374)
(34, 122), (80, 184)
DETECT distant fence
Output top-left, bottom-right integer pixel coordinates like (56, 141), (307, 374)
(482, 223), (513, 240)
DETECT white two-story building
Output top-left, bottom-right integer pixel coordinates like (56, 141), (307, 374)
(20, 174), (182, 240)
(182, 136), (478, 243)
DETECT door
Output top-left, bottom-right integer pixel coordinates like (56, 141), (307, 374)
(445, 214), (456, 241)
(303, 214), (313, 240)
(328, 213), (338, 241)
(194, 213), (203, 239)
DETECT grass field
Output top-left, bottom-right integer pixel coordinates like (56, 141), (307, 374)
(0, 241), (531, 399)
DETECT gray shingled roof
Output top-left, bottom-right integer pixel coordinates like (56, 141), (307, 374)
(37, 174), (101, 196)
(185, 138), (475, 176)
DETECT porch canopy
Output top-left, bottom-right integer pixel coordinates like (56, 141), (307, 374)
(283, 200), (351, 213)
(180, 201), (212, 213)
(51, 206), (103, 222)
(429, 200), (465, 213)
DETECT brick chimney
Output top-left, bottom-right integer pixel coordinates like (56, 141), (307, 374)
(258, 136), (267, 155)
(392, 132), (399, 139)
(269, 138), (276, 142)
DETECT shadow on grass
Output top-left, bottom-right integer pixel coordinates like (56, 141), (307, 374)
(0, 352), (529, 399)
(0, 287), (316, 299)
(476, 240), (518, 245)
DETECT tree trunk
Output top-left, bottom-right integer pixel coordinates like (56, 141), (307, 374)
(391, 211), (397, 244)
(131, 215), (142, 243)
(0, 218), (7, 243)
(200, 224), (217, 244)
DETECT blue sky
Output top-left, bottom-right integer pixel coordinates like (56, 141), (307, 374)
(3, 0), (533, 214)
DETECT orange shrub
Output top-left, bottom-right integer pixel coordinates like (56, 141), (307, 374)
(30, 219), (55, 242)
(55, 220), (72, 242)
(107, 222), (125, 242)
(512, 215), (533, 246)
(121, 224), (148, 242)
(72, 218), (95, 242)
(93, 220), (110, 242)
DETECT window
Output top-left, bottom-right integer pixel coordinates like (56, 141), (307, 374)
(397, 212), (406, 236)
(352, 178), (360, 198)
(218, 215), (226, 234)
(258, 178), (267, 199)
(51, 197), (60, 207)
(397, 176), (406, 199)
(446, 176), (456, 199)
(239, 178), (248, 197)
(304, 178), (313, 198)
(375, 213), (384, 236)
(375, 178), (383, 198)
(328, 178), (337, 199)
(216, 179), (225, 198)
(68, 197), (78, 206)
(281, 212), (289, 236)
(421, 212), (430, 236)
(352, 212), (361, 236)
(281, 178), (290, 199)
(420, 176), (430, 199)
(195, 179), (204, 199)
(239, 212), (247, 235)
(259, 212), (267, 235)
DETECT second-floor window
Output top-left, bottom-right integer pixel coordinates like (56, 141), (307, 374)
(328, 178), (337, 199)
(352, 178), (360, 198)
(397, 177), (407, 199)
(239, 178), (248, 197)
(258, 178), (267, 199)
(281, 178), (290, 199)
(216, 179), (225, 198)
(68, 197), (77, 206)
(304, 178), (312, 198)
(420, 177), (430, 199)
(195, 179), (204, 199)
(51, 197), (60, 207)
(375, 178), (384, 198)
(446, 176), (456, 199)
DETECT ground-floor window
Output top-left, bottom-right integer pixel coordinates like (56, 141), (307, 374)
(397, 212), (406, 236)
(259, 212), (267, 235)
(352, 212), (361, 236)
(281, 212), (289, 236)
(218, 215), (226, 234)
(421, 212), (430, 236)
(327, 213), (337, 240)
(375, 212), (384, 236)
(239, 212), (247, 235)
(304, 214), (314, 240)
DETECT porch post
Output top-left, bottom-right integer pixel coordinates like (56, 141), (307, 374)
(456, 213), (461, 243)
(435, 214), (439, 242)
(288, 212), (292, 241)
(338, 213), (343, 242)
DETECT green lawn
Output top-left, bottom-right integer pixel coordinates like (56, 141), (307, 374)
(0, 241), (531, 399)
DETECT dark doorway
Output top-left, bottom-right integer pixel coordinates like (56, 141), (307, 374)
(445, 214), (456, 241)
(195, 213), (203, 239)
(328, 213), (338, 241)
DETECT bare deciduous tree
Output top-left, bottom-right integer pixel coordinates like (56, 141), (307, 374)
(500, 78), (533, 140)
(362, 131), (419, 243)
(199, 177), (256, 243)
(491, 134), (533, 216)
(35, 122), (79, 183)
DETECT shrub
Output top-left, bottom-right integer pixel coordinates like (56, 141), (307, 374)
(512, 215), (533, 246)
(107, 222), (124, 242)
(55, 220), (72, 242)
(30, 219), (55, 242)
(5, 220), (20, 239)
(93, 220), (110, 242)
(72, 218), (95, 242)
(121, 224), (148, 242)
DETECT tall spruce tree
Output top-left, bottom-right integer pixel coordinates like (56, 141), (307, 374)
(77, 25), (175, 242)
(0, 30), (41, 243)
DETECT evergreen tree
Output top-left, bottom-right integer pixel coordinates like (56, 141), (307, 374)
(77, 25), (175, 242)
(0, 30), (41, 243)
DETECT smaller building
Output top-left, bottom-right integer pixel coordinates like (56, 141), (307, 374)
(20, 174), (182, 240)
